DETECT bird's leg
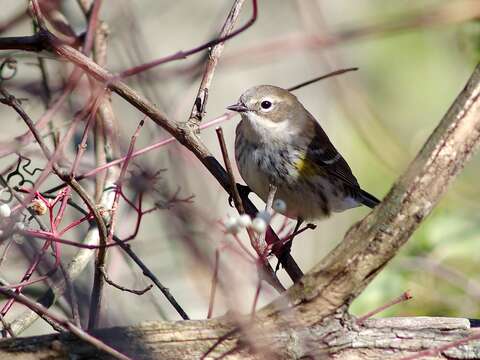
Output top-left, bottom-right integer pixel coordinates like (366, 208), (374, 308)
(257, 184), (277, 256)
(228, 184), (251, 207)
(276, 218), (303, 272)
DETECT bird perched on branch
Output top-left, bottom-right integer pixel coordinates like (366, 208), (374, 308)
(228, 85), (380, 263)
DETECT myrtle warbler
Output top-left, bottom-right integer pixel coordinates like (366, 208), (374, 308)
(227, 85), (380, 225)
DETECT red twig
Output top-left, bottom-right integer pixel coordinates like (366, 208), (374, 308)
(69, 88), (107, 177)
(357, 291), (413, 325)
(82, 0), (103, 56)
(22, 230), (132, 250)
(399, 330), (480, 360)
(107, 119), (144, 243)
(45, 112), (235, 195)
(118, 0), (258, 78)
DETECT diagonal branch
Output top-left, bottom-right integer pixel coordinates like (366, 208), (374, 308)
(261, 62), (480, 324)
(41, 30), (304, 283)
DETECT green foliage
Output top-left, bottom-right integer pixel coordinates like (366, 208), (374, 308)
(351, 206), (480, 319)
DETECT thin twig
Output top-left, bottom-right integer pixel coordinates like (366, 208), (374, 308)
(118, 0), (257, 78)
(111, 235), (190, 319)
(0, 88), (52, 160)
(207, 250), (220, 319)
(216, 127), (244, 214)
(83, 13), (121, 330)
(399, 330), (480, 360)
(356, 291), (412, 325)
(100, 267), (153, 295)
(44, 112), (235, 195)
(287, 67), (358, 91)
(188, 0), (247, 126)
(250, 276), (262, 317)
(276, 223), (317, 250)
(58, 264), (81, 327)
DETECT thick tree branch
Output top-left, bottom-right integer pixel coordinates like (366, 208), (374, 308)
(0, 317), (479, 359)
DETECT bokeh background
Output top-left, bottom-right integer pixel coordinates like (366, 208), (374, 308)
(1, 0), (479, 336)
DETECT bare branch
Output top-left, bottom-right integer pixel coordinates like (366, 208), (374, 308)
(188, 0), (248, 126)
(1, 316), (479, 359)
(100, 267), (153, 296)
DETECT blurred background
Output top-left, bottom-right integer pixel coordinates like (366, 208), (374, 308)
(0, 0), (479, 336)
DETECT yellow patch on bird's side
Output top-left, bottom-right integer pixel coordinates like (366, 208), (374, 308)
(293, 156), (318, 177)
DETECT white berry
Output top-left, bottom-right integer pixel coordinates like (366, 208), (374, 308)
(251, 218), (267, 234)
(0, 204), (11, 218)
(224, 216), (240, 234)
(237, 214), (252, 228)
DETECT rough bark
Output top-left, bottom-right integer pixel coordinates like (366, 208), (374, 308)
(0, 317), (480, 359)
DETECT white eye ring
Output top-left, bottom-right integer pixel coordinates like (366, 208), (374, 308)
(260, 99), (274, 112)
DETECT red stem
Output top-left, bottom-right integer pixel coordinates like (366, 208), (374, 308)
(118, 0), (258, 78)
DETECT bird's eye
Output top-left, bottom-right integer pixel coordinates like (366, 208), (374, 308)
(260, 100), (272, 110)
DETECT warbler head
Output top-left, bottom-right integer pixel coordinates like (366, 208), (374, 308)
(228, 85), (312, 140)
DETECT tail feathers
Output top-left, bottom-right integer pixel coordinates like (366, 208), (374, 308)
(358, 189), (381, 209)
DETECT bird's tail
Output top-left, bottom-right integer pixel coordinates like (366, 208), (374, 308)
(358, 189), (380, 209)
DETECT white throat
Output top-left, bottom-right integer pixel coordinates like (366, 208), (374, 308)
(241, 112), (294, 143)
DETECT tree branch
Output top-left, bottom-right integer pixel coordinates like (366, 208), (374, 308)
(0, 316), (479, 359)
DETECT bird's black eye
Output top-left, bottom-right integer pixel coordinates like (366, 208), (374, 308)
(260, 100), (272, 110)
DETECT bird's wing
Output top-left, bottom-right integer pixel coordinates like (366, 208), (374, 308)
(304, 121), (360, 189)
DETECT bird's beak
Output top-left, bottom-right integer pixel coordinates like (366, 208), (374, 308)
(226, 102), (248, 113)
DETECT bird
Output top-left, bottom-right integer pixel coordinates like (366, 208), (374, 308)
(227, 85), (380, 262)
